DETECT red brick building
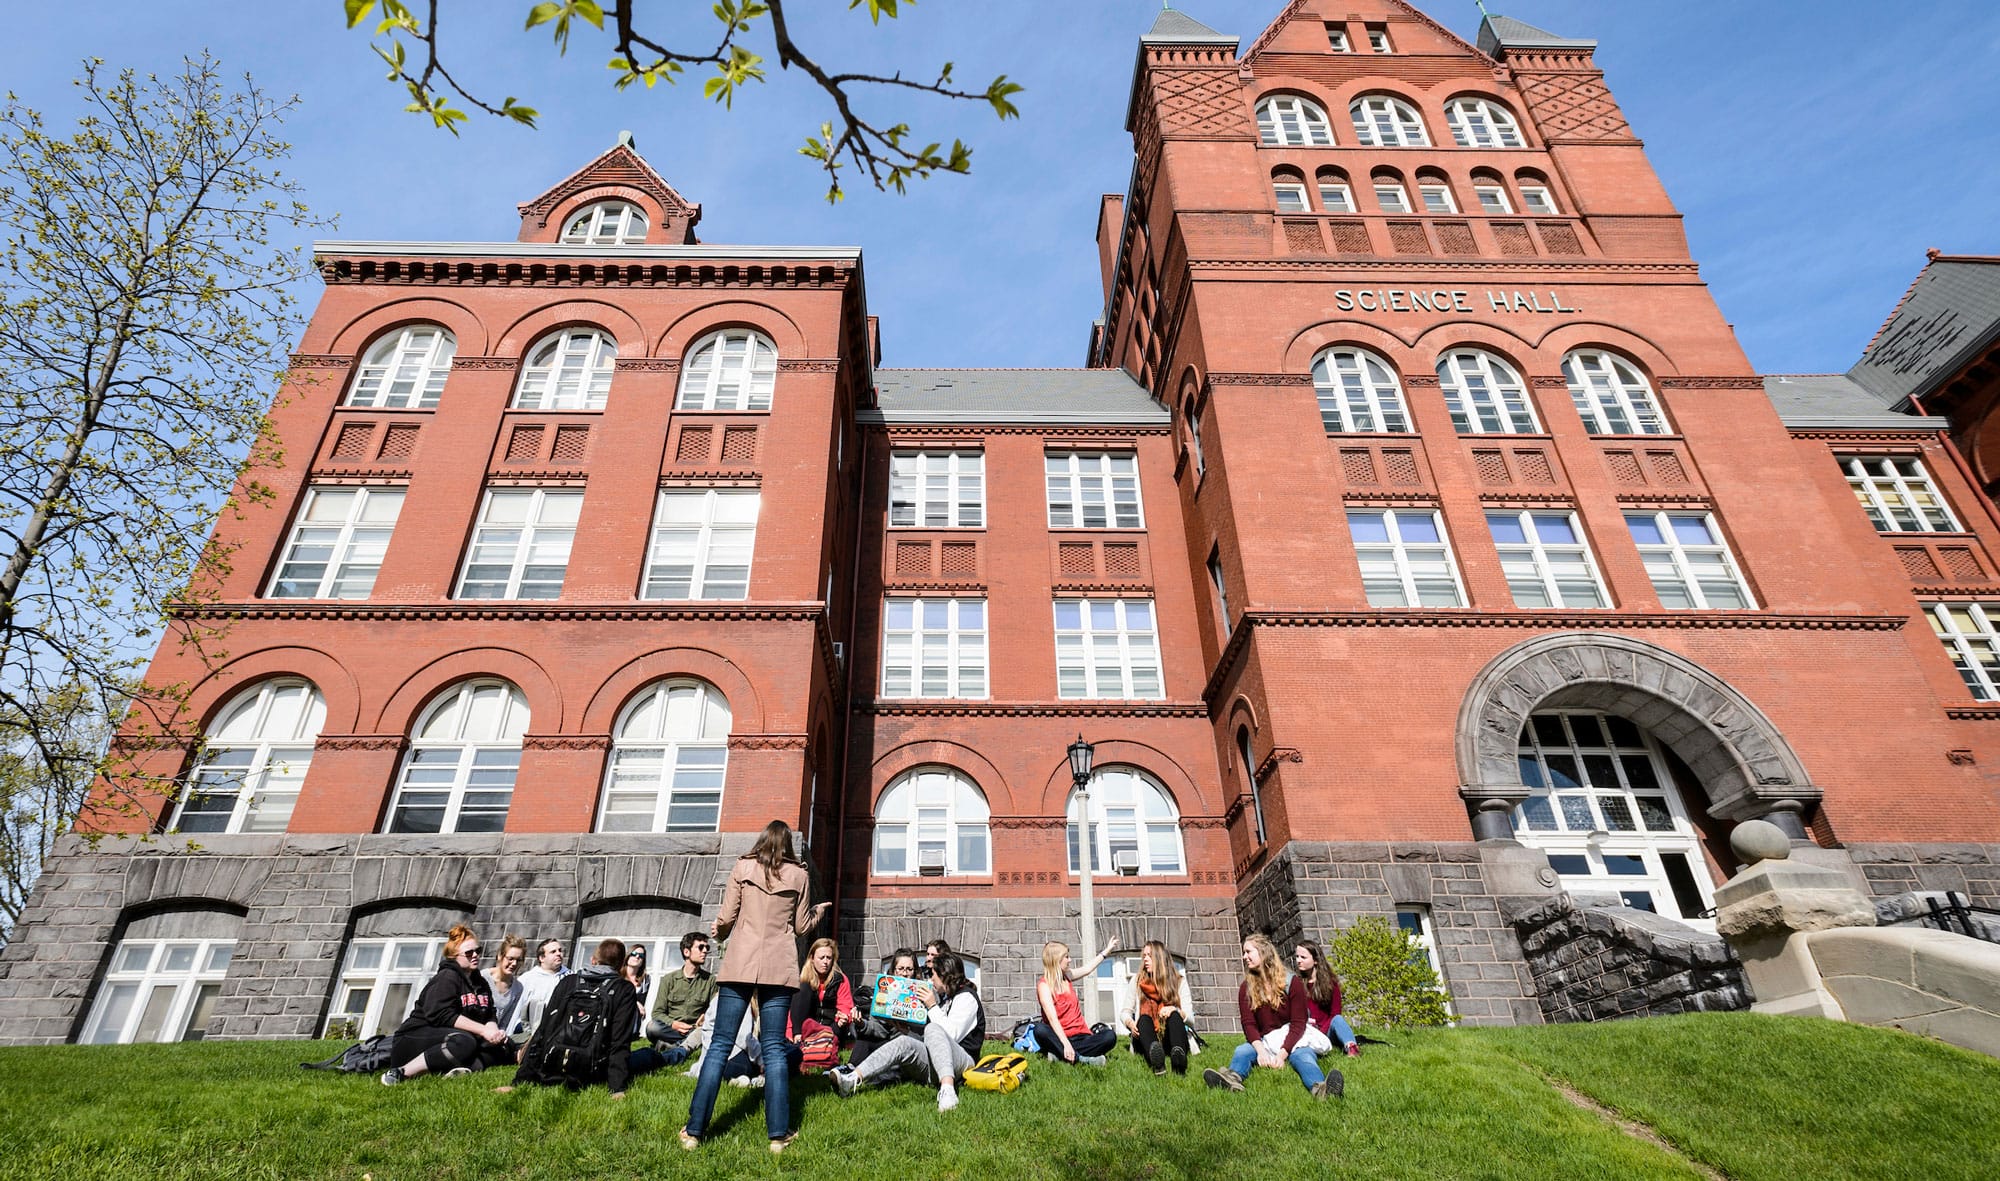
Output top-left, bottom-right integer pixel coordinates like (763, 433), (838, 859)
(4, 1), (1999, 1044)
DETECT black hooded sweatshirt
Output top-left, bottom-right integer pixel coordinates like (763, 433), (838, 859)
(396, 960), (497, 1036)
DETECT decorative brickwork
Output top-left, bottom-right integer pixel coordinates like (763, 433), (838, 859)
(1515, 71), (1635, 142)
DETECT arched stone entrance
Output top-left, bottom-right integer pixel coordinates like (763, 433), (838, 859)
(1455, 634), (1820, 842)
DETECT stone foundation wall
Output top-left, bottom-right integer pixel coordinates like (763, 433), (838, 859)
(1847, 842), (2000, 909)
(1510, 893), (1749, 1023)
(836, 894), (1241, 1027)
(0, 832), (743, 1045)
(1233, 841), (1548, 1026)
(1873, 891), (2000, 944)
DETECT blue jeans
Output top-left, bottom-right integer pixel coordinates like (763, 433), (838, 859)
(1228, 1040), (1326, 1091)
(1328, 1015), (1358, 1050)
(685, 983), (794, 1141)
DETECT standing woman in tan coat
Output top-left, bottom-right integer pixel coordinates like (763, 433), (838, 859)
(680, 820), (828, 1154)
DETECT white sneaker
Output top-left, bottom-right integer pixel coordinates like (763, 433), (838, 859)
(727, 1075), (754, 1089)
(443, 1067), (473, 1079)
(832, 1067), (859, 1097)
(937, 1086), (959, 1112)
(1078, 1054), (1107, 1067)
(751, 1074), (766, 1089)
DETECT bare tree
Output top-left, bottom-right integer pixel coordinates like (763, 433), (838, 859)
(0, 56), (330, 934)
(341, 0), (1024, 200)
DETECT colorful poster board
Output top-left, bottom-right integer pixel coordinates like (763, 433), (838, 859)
(868, 974), (931, 1024)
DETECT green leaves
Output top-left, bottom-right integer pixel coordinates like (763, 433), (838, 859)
(848, 0), (907, 24)
(985, 75), (1023, 120)
(524, 0), (604, 54)
(702, 46), (766, 109)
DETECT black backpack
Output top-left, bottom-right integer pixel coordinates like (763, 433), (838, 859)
(548, 974), (618, 1089)
(301, 1034), (395, 1073)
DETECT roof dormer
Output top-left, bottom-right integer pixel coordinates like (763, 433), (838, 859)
(516, 133), (702, 245)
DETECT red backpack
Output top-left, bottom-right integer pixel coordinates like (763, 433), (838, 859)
(797, 1019), (841, 1072)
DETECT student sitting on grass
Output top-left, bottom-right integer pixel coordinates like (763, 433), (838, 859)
(380, 925), (515, 1086)
(643, 931), (716, 1065)
(498, 938), (641, 1098)
(793, 937), (857, 1045)
(1204, 934), (1341, 1100)
(1032, 938), (1117, 1065)
(848, 947), (922, 1067)
(482, 934), (528, 1039)
(1290, 940), (1360, 1059)
(1117, 940), (1198, 1076)
(513, 938), (567, 1045)
(832, 952), (986, 1112)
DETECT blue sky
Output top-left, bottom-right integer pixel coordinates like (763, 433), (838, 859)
(4, 1), (1996, 374)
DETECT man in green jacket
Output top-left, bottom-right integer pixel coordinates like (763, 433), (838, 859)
(644, 931), (718, 1066)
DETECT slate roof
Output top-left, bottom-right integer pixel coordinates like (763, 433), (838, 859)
(1476, 13), (1596, 56)
(1143, 8), (1232, 43)
(1847, 256), (2000, 408)
(865, 369), (1167, 426)
(1761, 374), (1939, 432)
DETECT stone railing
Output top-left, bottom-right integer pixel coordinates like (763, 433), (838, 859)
(1509, 893), (1749, 1023)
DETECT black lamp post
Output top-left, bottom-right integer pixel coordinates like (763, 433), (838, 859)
(1067, 735), (1100, 1021)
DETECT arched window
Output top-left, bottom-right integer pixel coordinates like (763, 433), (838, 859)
(1350, 95), (1429, 147)
(1437, 348), (1539, 434)
(1515, 170), (1560, 216)
(324, 904), (464, 1038)
(1445, 97), (1524, 148)
(1370, 169), (1412, 214)
(387, 680), (529, 833)
(1414, 168), (1458, 215)
(82, 910), (241, 1044)
(676, 329), (778, 411)
(513, 327), (616, 410)
(1513, 710), (1715, 926)
(1313, 346), (1410, 433)
(173, 679), (325, 834)
(599, 679), (731, 833)
(347, 325), (456, 409)
(1067, 767), (1183, 875)
(1315, 166), (1355, 214)
(560, 200), (649, 245)
(872, 766), (991, 876)
(1563, 350), (1670, 435)
(1271, 167), (1310, 213)
(1469, 169), (1514, 215)
(1256, 95), (1334, 147)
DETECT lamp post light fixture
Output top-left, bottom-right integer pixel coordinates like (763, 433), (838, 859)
(1067, 735), (1100, 1023)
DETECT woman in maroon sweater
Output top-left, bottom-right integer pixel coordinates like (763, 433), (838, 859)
(1203, 934), (1341, 1099)
(1292, 940), (1360, 1058)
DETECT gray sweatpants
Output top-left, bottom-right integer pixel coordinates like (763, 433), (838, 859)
(852, 1021), (975, 1087)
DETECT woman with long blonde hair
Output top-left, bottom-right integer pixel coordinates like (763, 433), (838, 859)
(1030, 937), (1117, 1065)
(1204, 934), (1340, 1100)
(1116, 939), (1200, 1076)
(792, 936), (856, 1042)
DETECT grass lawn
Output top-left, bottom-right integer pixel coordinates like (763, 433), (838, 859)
(0, 1013), (1993, 1180)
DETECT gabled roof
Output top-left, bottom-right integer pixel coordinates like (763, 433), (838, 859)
(1143, 8), (1231, 43)
(1761, 375), (1936, 433)
(516, 140), (699, 228)
(1476, 13), (1596, 56)
(1848, 255), (2000, 408)
(1243, 0), (1492, 66)
(863, 369), (1167, 426)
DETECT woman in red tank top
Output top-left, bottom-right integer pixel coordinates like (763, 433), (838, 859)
(1031, 939), (1117, 1064)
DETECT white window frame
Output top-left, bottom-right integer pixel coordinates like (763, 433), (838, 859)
(560, 200), (649, 245)
(1313, 347), (1410, 433)
(872, 766), (992, 877)
(268, 486), (405, 600)
(1419, 183), (1458, 215)
(324, 937), (445, 1039)
(386, 680), (529, 834)
(1519, 185), (1559, 215)
(83, 939), (235, 1044)
(1625, 511), (1755, 609)
(598, 679), (732, 833)
(172, 679), (325, 835)
(1067, 767), (1184, 875)
(1373, 181), (1412, 214)
(1842, 456), (1960, 533)
(891, 450), (984, 528)
(1513, 710), (1716, 929)
(1438, 349), (1540, 434)
(641, 488), (759, 600)
(1054, 598), (1163, 699)
(1189, 405), (1208, 478)
(1316, 179), (1355, 213)
(1564, 350), (1670, 436)
(1487, 510), (1611, 609)
(455, 488), (582, 600)
(1256, 96), (1335, 147)
(1367, 27), (1393, 53)
(347, 325), (455, 409)
(1326, 26), (1350, 53)
(1394, 907), (1455, 1019)
(1445, 98), (1524, 148)
(1351, 96), (1429, 147)
(1273, 179), (1311, 213)
(1095, 951), (1189, 1016)
(1208, 547), (1231, 640)
(1348, 509), (1468, 608)
(675, 329), (778, 412)
(1046, 452), (1143, 529)
(513, 328), (616, 411)
(1926, 603), (2000, 700)
(881, 597), (989, 699)
(1473, 184), (1514, 215)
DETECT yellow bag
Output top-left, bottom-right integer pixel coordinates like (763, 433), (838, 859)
(962, 1051), (1029, 1093)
